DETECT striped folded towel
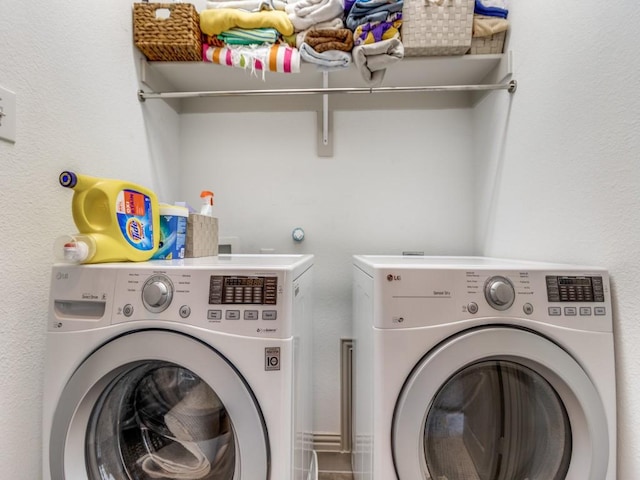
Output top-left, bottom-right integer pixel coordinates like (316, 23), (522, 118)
(203, 43), (301, 73)
(218, 27), (279, 45)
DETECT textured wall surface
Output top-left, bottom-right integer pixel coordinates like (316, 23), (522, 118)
(474, 2), (640, 476)
(180, 109), (475, 433)
(0, 2), (179, 478)
(1, 0), (639, 478)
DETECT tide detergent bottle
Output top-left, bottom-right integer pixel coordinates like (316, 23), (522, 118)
(56, 170), (160, 263)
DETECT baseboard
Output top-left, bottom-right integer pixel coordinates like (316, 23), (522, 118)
(313, 433), (343, 453)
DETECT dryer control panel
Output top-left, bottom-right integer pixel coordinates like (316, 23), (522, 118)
(545, 275), (605, 303)
(358, 258), (612, 333)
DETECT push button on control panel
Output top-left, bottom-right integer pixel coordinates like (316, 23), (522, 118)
(123, 304), (134, 317)
(262, 310), (277, 320)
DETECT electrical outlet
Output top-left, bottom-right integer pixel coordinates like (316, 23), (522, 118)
(0, 86), (16, 143)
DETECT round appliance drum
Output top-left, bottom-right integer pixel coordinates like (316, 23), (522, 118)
(392, 327), (610, 480)
(49, 330), (269, 480)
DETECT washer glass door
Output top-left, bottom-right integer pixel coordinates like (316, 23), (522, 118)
(86, 361), (235, 480)
(50, 330), (269, 480)
(423, 360), (571, 480)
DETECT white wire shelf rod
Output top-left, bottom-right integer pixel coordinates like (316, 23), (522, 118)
(138, 80), (517, 101)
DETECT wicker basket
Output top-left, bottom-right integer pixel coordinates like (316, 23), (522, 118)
(133, 3), (202, 62)
(401, 0), (474, 57)
(469, 15), (506, 54)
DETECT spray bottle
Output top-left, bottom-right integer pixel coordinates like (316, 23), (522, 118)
(55, 170), (160, 263)
(200, 190), (215, 216)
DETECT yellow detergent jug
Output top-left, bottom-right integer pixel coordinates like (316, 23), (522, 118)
(56, 170), (160, 263)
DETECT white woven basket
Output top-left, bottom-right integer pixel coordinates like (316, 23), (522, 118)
(401, 0), (474, 57)
(469, 15), (507, 54)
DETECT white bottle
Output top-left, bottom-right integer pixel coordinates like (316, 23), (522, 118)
(200, 190), (215, 216)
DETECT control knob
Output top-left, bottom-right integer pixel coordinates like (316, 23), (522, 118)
(484, 276), (515, 311)
(142, 274), (174, 313)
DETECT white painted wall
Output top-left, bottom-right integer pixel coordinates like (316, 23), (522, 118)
(474, 2), (640, 476)
(1, 0), (639, 478)
(0, 2), (179, 478)
(179, 109), (475, 435)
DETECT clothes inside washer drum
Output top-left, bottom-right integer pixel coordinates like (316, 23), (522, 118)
(139, 382), (235, 479)
(425, 436), (481, 480)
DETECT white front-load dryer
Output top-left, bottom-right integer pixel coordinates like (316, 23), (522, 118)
(352, 255), (616, 480)
(44, 255), (316, 480)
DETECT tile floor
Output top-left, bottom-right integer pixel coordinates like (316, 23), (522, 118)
(318, 473), (353, 480)
(318, 452), (353, 480)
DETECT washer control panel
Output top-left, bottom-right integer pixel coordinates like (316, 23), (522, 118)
(111, 268), (288, 338)
(209, 275), (277, 305)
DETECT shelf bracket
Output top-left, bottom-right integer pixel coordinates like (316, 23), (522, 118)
(317, 71), (333, 157)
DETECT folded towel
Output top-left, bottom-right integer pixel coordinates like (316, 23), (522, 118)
(206, 0), (287, 10)
(294, 18), (345, 47)
(203, 43), (301, 73)
(299, 42), (352, 70)
(352, 37), (404, 86)
(474, 0), (508, 18)
(141, 432), (232, 479)
(472, 14), (508, 37)
(203, 34), (226, 48)
(305, 29), (354, 52)
(353, 11), (401, 46)
(285, 0), (345, 32)
(218, 27), (280, 45)
(200, 8), (294, 36)
(346, 0), (404, 31)
(164, 383), (223, 442)
(139, 383), (231, 480)
(477, 0), (508, 9)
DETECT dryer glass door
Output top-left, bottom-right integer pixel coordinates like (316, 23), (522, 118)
(423, 360), (571, 480)
(392, 327), (610, 480)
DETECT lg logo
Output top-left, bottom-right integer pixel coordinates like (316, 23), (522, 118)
(387, 274), (402, 281)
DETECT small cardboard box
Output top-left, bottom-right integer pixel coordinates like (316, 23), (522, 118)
(185, 214), (219, 258)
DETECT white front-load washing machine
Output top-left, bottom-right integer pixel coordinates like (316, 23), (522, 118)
(352, 255), (616, 480)
(44, 255), (316, 480)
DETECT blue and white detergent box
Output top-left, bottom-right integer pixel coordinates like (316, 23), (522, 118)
(152, 205), (188, 260)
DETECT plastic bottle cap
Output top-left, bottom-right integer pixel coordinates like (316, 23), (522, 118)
(63, 241), (90, 263)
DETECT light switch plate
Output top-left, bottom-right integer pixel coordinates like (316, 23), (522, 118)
(0, 86), (16, 143)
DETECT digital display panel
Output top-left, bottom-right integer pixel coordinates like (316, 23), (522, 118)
(546, 275), (604, 302)
(209, 275), (277, 305)
(558, 277), (592, 286)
